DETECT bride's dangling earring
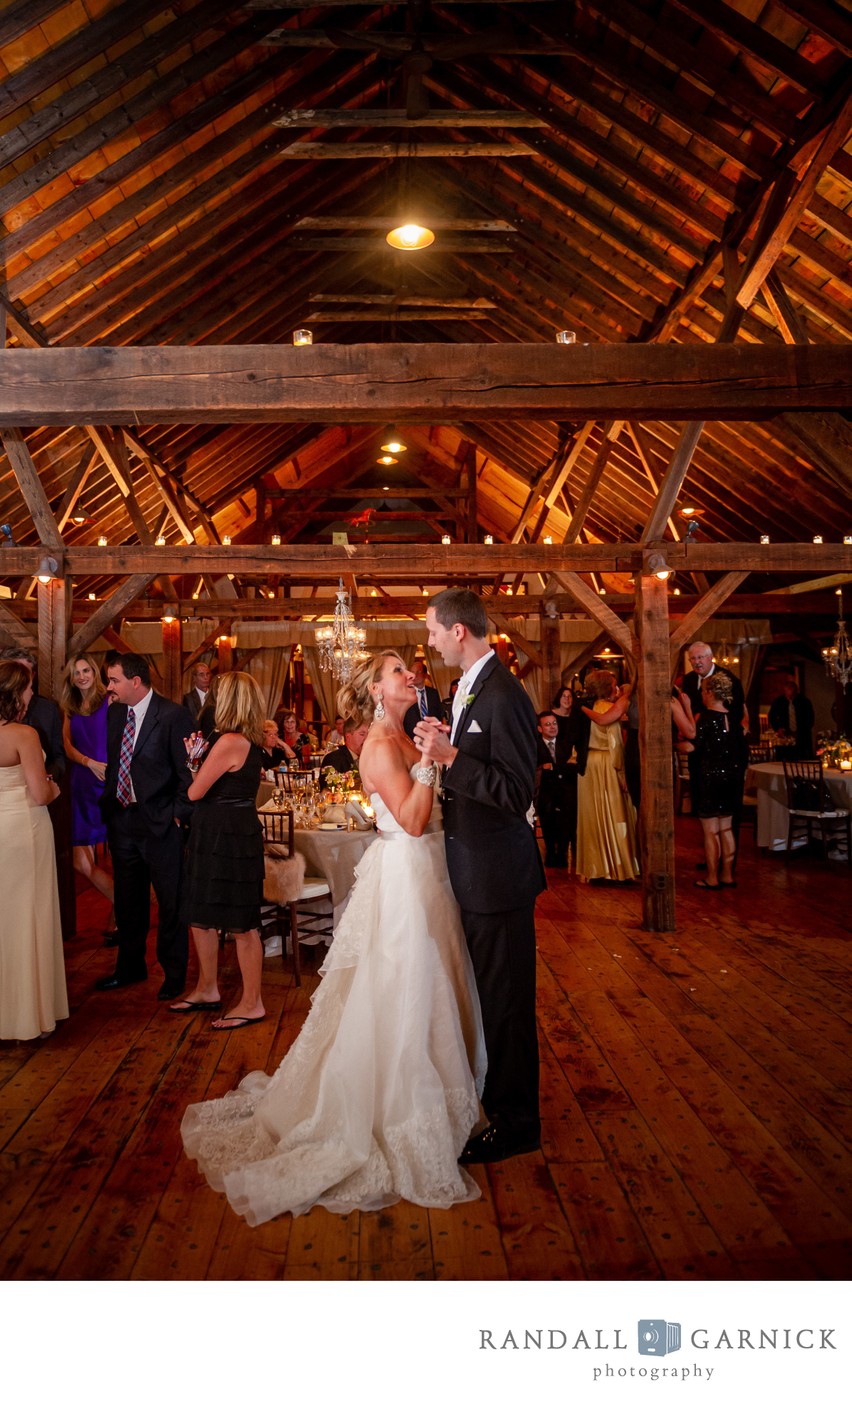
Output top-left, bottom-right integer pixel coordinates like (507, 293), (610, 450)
(373, 692), (385, 721)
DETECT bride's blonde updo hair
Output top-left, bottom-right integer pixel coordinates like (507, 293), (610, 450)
(337, 651), (403, 726)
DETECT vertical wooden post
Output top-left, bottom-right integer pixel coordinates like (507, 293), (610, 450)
(216, 633), (234, 675)
(465, 443), (477, 545)
(540, 612), (561, 709)
(36, 575), (67, 703)
(635, 574), (676, 932)
(161, 617), (183, 703)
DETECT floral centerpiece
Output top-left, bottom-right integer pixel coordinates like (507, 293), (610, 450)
(323, 765), (361, 798)
(816, 733), (852, 768)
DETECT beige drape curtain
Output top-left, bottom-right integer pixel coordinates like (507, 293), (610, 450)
(249, 646), (292, 718)
(301, 646), (339, 727)
(503, 618), (604, 712)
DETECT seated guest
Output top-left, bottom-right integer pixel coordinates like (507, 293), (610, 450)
(182, 663), (213, 726)
(769, 677), (814, 760)
(326, 715), (346, 747)
(403, 659), (443, 739)
(535, 710), (578, 869)
(276, 710), (314, 760)
(0, 660), (68, 1041)
(261, 718), (297, 772)
(320, 718), (369, 789)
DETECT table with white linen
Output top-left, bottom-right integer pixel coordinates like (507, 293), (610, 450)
(747, 762), (852, 851)
(293, 825), (376, 926)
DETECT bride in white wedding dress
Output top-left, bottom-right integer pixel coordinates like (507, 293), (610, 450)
(181, 651), (486, 1225)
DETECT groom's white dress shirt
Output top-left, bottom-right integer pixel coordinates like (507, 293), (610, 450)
(450, 650), (494, 744)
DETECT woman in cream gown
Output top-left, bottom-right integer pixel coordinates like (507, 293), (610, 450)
(576, 669), (640, 883)
(0, 662), (68, 1041)
(181, 652), (486, 1225)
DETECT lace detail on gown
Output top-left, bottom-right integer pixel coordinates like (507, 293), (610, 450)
(182, 768), (486, 1224)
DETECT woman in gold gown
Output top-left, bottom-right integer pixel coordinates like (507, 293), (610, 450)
(576, 669), (639, 884)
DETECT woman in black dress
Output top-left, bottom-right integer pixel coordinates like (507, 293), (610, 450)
(677, 674), (741, 889)
(171, 671), (267, 1028)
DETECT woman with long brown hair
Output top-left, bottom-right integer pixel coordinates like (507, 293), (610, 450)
(0, 661), (68, 1040)
(60, 653), (114, 928)
(171, 671), (267, 1027)
(182, 650), (485, 1225)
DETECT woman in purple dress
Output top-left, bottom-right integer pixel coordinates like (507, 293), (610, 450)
(60, 654), (114, 924)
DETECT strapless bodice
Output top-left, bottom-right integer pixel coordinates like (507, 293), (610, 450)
(0, 762), (35, 810)
(370, 764), (442, 836)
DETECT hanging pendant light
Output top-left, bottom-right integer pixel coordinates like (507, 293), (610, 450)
(386, 222), (435, 250)
(380, 428), (407, 454)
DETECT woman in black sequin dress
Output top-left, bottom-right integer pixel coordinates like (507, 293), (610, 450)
(678, 674), (742, 888)
(171, 672), (267, 1028)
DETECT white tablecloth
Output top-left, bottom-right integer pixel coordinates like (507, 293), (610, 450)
(748, 762), (852, 851)
(293, 826), (376, 926)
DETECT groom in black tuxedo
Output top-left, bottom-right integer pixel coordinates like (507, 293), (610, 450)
(417, 588), (545, 1164)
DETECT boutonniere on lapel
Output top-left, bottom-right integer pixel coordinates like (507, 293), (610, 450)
(461, 691), (476, 707)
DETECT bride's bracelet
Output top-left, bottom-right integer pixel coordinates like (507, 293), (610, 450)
(415, 763), (437, 787)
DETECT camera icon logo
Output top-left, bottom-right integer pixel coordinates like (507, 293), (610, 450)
(638, 1320), (681, 1357)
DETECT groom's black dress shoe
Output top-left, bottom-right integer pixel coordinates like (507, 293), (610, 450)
(94, 971), (147, 991)
(157, 979), (186, 1002)
(459, 1123), (540, 1166)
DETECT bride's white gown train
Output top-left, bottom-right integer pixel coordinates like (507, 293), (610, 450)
(181, 774), (486, 1224)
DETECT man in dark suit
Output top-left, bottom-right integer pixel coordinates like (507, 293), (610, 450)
(403, 659), (443, 740)
(182, 662), (212, 725)
(535, 710), (578, 869)
(417, 588), (545, 1165)
(96, 652), (194, 1000)
(319, 719), (369, 789)
(769, 678), (815, 760)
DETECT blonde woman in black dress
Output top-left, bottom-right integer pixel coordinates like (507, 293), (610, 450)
(171, 671), (266, 1028)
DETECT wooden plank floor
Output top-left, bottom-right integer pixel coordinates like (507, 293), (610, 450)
(1, 818), (850, 1281)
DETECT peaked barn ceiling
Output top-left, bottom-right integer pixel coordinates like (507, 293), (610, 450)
(1, 0), (851, 610)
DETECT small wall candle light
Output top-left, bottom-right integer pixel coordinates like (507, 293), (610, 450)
(543, 535), (553, 544)
(760, 534), (770, 544)
(845, 536), (852, 545)
(222, 535), (231, 546)
(271, 533), (281, 546)
(441, 534), (451, 545)
(556, 330), (576, 344)
(292, 329), (312, 345)
(155, 534), (166, 546)
(813, 535), (823, 544)
(97, 534), (108, 547)
(484, 534), (493, 545)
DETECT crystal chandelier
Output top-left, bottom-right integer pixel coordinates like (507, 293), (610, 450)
(823, 588), (852, 687)
(315, 579), (368, 683)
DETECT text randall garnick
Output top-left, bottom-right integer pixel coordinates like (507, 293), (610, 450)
(478, 1329), (837, 1351)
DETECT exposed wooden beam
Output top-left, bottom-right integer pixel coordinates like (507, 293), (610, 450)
(68, 574), (158, 657)
(274, 110), (547, 127)
(1, 543), (850, 578)
(308, 306), (494, 316)
(308, 294), (498, 306)
(668, 572), (751, 658)
(486, 610), (543, 667)
(2, 345), (847, 425)
(278, 141), (534, 158)
(641, 422), (706, 545)
(736, 91), (852, 310)
(550, 571), (635, 658)
(0, 602), (37, 650)
(1, 428), (63, 548)
(564, 428), (610, 543)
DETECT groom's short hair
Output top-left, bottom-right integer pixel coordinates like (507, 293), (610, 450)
(430, 588), (488, 640)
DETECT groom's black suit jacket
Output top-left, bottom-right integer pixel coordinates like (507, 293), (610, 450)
(441, 654), (545, 914)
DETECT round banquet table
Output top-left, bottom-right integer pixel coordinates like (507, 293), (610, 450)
(747, 761), (852, 853)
